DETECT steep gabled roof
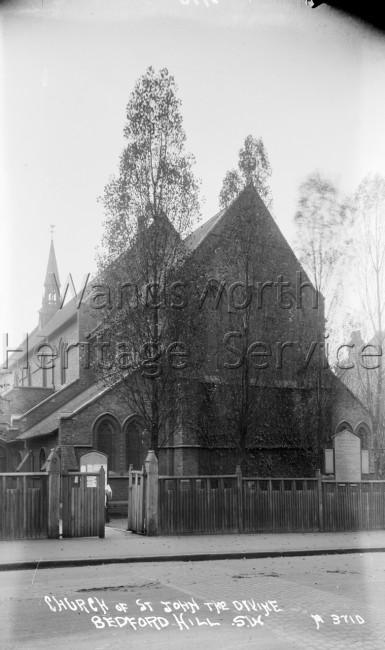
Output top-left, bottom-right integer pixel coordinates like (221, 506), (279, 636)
(184, 209), (225, 252)
(184, 184), (319, 298)
(6, 184), (317, 368)
(18, 381), (109, 440)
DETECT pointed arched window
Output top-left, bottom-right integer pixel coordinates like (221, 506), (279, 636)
(94, 416), (119, 475)
(336, 421), (353, 434)
(124, 420), (145, 472)
(356, 423), (370, 450)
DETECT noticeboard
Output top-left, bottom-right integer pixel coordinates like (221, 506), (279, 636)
(79, 451), (108, 488)
(334, 430), (361, 482)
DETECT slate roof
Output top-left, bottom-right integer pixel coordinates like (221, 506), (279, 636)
(184, 209), (225, 252)
(18, 381), (109, 440)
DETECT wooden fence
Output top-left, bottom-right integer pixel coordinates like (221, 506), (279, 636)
(243, 478), (320, 533)
(157, 475), (321, 534)
(322, 480), (385, 532)
(0, 452), (105, 540)
(158, 475), (240, 534)
(0, 473), (48, 540)
(155, 469), (385, 535)
(126, 454), (385, 536)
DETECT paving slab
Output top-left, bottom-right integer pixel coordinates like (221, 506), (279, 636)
(0, 526), (384, 571)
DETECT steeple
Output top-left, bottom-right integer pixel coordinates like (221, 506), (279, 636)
(39, 227), (61, 329)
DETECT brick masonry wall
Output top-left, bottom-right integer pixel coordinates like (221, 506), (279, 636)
(188, 189), (324, 385)
(108, 476), (129, 501)
(59, 387), (132, 447)
(14, 378), (91, 434)
(173, 447), (199, 476)
(59, 386), (150, 477)
(0, 386), (54, 423)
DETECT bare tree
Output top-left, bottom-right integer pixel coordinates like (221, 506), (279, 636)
(294, 171), (350, 334)
(349, 174), (385, 473)
(293, 172), (352, 458)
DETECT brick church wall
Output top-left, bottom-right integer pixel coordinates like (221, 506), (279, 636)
(0, 386), (54, 423)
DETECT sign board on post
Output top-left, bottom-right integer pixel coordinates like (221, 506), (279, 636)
(79, 451), (108, 488)
(324, 448), (334, 474)
(361, 450), (369, 474)
(334, 430), (361, 482)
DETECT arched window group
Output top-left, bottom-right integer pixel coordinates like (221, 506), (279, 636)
(335, 421), (371, 449)
(93, 415), (148, 477)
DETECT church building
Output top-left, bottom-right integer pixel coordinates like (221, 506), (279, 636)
(0, 186), (374, 490)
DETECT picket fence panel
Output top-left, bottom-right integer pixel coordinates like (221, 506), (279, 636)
(158, 476), (239, 535)
(243, 479), (319, 533)
(0, 473), (48, 540)
(322, 481), (385, 532)
(157, 475), (385, 535)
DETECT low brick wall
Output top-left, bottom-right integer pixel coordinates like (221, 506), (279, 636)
(108, 476), (129, 516)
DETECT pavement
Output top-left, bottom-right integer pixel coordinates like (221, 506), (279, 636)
(1, 519), (385, 571)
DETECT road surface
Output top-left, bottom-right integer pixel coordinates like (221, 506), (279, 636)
(2, 552), (385, 649)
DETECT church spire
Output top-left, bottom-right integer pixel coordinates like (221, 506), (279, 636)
(39, 228), (61, 329)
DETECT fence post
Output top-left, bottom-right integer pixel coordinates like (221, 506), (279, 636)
(316, 469), (323, 532)
(99, 467), (105, 539)
(127, 464), (133, 531)
(46, 449), (61, 539)
(235, 464), (243, 533)
(145, 450), (158, 536)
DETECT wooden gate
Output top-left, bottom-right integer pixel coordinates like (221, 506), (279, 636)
(0, 473), (48, 540)
(61, 469), (105, 538)
(128, 467), (146, 533)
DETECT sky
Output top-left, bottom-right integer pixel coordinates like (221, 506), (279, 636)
(1, 0), (385, 352)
